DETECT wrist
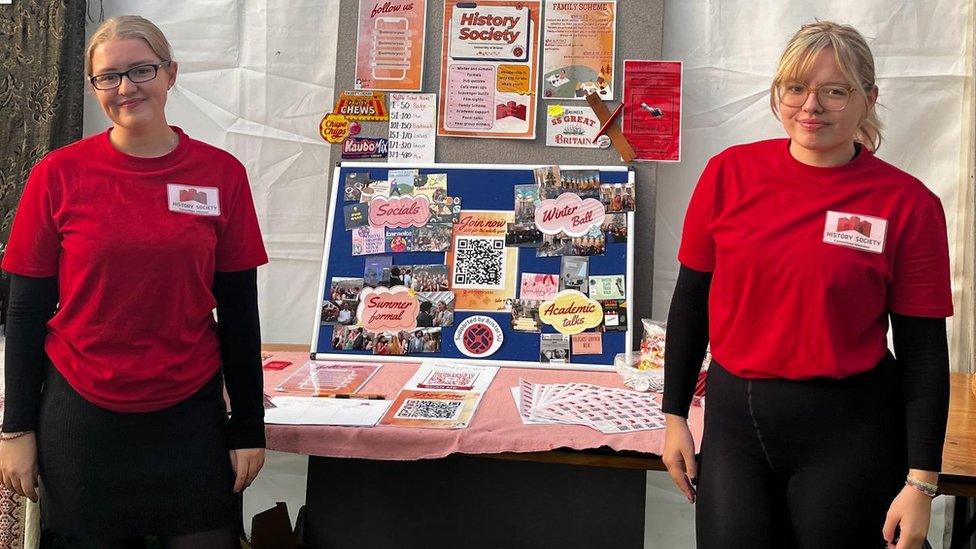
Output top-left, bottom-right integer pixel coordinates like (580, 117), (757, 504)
(905, 474), (939, 498)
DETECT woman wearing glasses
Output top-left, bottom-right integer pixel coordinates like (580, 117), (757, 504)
(662, 22), (951, 548)
(0, 16), (266, 547)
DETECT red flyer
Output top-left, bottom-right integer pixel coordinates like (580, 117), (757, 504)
(622, 60), (682, 162)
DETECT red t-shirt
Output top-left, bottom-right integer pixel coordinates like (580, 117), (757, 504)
(678, 139), (953, 379)
(2, 127), (268, 411)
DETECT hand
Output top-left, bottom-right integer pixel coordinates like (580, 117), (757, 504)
(883, 485), (933, 548)
(229, 447), (265, 493)
(662, 414), (697, 503)
(0, 433), (39, 502)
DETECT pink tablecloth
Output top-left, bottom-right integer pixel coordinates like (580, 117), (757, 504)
(263, 352), (705, 461)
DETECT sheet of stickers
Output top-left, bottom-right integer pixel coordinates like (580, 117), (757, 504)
(312, 163), (634, 369)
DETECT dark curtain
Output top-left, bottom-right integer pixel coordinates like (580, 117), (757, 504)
(0, 0), (87, 322)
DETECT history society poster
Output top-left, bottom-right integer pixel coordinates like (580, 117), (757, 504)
(438, 0), (542, 139)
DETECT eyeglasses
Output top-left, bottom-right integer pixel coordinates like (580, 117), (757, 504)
(89, 61), (171, 90)
(778, 82), (857, 111)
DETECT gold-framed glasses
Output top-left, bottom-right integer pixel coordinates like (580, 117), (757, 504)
(89, 61), (171, 90)
(779, 82), (856, 111)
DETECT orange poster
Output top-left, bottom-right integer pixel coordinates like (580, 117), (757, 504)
(445, 210), (519, 312)
(541, 0), (616, 100)
(437, 0), (541, 139)
(355, 0), (427, 91)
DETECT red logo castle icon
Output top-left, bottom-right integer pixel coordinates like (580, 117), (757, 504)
(836, 215), (871, 237)
(179, 188), (208, 205)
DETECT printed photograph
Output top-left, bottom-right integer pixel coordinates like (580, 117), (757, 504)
(514, 184), (540, 223)
(534, 165), (562, 199)
(413, 223), (453, 252)
(404, 327), (443, 354)
(331, 326), (373, 351)
(601, 213), (628, 243)
(320, 300), (340, 325)
(430, 196), (462, 223)
(416, 291), (455, 327)
(536, 233), (574, 257)
(344, 172), (369, 202)
(540, 333), (571, 363)
(363, 256), (393, 288)
(410, 265), (450, 292)
(571, 228), (606, 256)
(335, 299), (358, 326)
(560, 256), (589, 294)
(599, 299), (628, 332)
(388, 169), (418, 197)
(505, 222), (543, 247)
(385, 227), (414, 253)
(511, 299), (543, 332)
(600, 181), (635, 212)
(373, 331), (409, 356)
(329, 277), (363, 303)
(359, 179), (391, 203)
(560, 170), (601, 199)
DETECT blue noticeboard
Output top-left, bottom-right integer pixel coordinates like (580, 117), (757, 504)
(310, 162), (634, 371)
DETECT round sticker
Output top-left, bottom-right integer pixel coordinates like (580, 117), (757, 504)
(454, 315), (504, 358)
(319, 113), (351, 144)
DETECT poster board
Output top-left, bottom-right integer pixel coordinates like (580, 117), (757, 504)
(311, 162), (634, 370)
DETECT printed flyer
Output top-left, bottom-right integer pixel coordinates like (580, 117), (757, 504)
(438, 0), (542, 139)
(546, 105), (611, 148)
(446, 210), (519, 311)
(355, 0), (427, 91)
(541, 1), (616, 100)
(622, 60), (682, 162)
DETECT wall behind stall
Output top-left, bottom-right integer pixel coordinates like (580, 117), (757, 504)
(330, 0), (664, 345)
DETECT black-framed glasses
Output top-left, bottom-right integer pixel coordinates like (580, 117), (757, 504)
(778, 82), (856, 111)
(89, 61), (171, 90)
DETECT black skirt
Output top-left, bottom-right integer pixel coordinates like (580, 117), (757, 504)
(36, 362), (240, 538)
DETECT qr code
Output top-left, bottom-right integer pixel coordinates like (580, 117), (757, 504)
(418, 371), (478, 390)
(453, 237), (505, 289)
(395, 398), (463, 420)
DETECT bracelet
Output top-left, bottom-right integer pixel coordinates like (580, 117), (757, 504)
(0, 431), (33, 441)
(905, 475), (939, 498)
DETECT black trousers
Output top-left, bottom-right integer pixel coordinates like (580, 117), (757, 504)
(696, 354), (906, 549)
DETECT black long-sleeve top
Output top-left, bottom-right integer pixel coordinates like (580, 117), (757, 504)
(662, 264), (950, 471)
(3, 269), (265, 449)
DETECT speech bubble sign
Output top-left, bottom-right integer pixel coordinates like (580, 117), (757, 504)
(369, 195), (431, 228)
(538, 290), (604, 335)
(357, 286), (419, 333)
(534, 192), (606, 237)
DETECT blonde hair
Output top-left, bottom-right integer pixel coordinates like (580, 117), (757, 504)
(85, 16), (173, 77)
(770, 21), (883, 151)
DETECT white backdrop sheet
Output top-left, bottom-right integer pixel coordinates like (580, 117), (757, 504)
(83, 0), (340, 344)
(654, 1), (973, 371)
(83, 1), (971, 357)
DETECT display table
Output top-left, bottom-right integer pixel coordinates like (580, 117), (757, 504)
(261, 349), (976, 548)
(263, 351), (698, 548)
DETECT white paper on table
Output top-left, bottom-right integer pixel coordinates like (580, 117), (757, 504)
(510, 386), (566, 425)
(404, 362), (499, 393)
(265, 396), (392, 426)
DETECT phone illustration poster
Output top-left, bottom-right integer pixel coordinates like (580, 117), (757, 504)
(355, 0), (427, 91)
(437, 0), (542, 139)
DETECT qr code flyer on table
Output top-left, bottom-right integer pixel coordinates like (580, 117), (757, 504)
(380, 390), (481, 429)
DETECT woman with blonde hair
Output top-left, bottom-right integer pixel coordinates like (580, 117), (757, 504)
(663, 21), (951, 548)
(0, 15), (267, 547)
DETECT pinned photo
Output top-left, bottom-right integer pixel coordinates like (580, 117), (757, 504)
(602, 213), (628, 243)
(534, 165), (562, 199)
(600, 181), (635, 212)
(404, 327), (443, 354)
(413, 223), (453, 252)
(560, 170), (601, 199)
(332, 326), (372, 351)
(520, 273), (559, 301)
(414, 173), (448, 201)
(385, 227), (414, 253)
(536, 233), (574, 257)
(344, 172), (369, 202)
(505, 222), (543, 247)
(359, 179), (391, 203)
(599, 299), (628, 332)
(560, 256), (589, 294)
(540, 333), (571, 363)
(343, 203), (369, 230)
(589, 275), (625, 300)
(329, 277), (363, 304)
(511, 299), (543, 332)
(514, 184), (540, 224)
(430, 196), (462, 224)
(416, 291), (455, 327)
(572, 227), (606, 256)
(336, 299), (358, 326)
(383, 265), (409, 287)
(410, 265), (450, 292)
(363, 256), (393, 288)
(373, 331), (409, 356)
(320, 300), (340, 325)
(352, 225), (386, 256)
(388, 169), (418, 197)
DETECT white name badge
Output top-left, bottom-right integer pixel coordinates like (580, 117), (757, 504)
(167, 184), (220, 217)
(822, 210), (887, 254)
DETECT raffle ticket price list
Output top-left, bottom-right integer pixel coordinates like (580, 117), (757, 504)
(388, 93), (437, 163)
